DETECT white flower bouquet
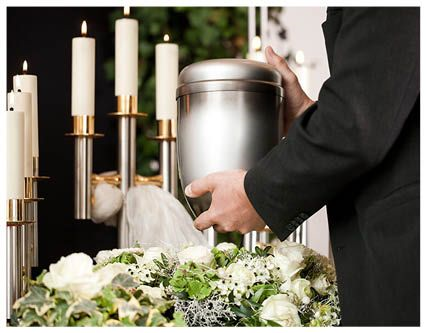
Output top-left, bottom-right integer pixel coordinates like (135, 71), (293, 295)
(11, 241), (340, 327)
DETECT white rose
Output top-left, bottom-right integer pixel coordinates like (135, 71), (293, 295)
(279, 278), (292, 293)
(311, 274), (330, 296)
(291, 278), (312, 304)
(94, 247), (144, 265)
(215, 242), (237, 252)
(272, 256), (304, 282)
(43, 253), (101, 299)
(96, 263), (128, 286)
(273, 241), (306, 262)
(177, 245), (214, 265)
(226, 263), (256, 287)
(138, 285), (164, 299)
(137, 247), (167, 267)
(272, 241), (307, 280)
(260, 294), (301, 327)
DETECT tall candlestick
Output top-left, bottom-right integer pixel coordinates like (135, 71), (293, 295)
(12, 92), (32, 178)
(115, 8), (138, 96)
(13, 61), (38, 157)
(72, 21), (95, 116)
(6, 93), (25, 199)
(155, 34), (179, 120)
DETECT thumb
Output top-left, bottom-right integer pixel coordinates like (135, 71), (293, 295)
(185, 175), (214, 198)
(265, 46), (295, 83)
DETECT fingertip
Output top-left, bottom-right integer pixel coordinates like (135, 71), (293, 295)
(184, 184), (193, 197)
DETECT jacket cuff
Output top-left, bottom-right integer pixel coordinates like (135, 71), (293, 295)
(244, 167), (293, 240)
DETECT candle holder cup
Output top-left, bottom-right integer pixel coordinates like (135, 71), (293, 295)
(66, 115), (103, 220)
(147, 119), (178, 197)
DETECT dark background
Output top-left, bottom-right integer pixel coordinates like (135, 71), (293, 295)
(7, 7), (120, 272)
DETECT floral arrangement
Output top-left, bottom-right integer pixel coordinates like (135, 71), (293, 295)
(11, 241), (340, 327)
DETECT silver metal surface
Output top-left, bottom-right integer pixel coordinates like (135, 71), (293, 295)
(177, 59), (282, 89)
(7, 226), (23, 319)
(205, 227), (217, 247)
(258, 230), (269, 245)
(32, 156), (39, 266)
(160, 140), (172, 193)
(243, 231), (258, 251)
(118, 116), (136, 248)
(170, 141), (178, 198)
(177, 89), (283, 216)
(74, 136), (93, 219)
(177, 59), (283, 248)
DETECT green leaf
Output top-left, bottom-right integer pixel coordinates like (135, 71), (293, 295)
(112, 273), (139, 289)
(19, 308), (48, 327)
(171, 311), (186, 327)
(14, 285), (55, 316)
(187, 280), (212, 300)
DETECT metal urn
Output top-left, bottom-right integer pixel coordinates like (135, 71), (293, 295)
(176, 59), (284, 220)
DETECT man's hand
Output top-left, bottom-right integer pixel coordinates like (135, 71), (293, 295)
(185, 169), (266, 234)
(265, 46), (315, 135)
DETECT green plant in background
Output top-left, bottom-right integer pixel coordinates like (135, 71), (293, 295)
(104, 7), (285, 244)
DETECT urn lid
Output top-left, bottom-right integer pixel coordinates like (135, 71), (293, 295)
(176, 59), (283, 98)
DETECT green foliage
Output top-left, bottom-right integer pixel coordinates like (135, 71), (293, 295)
(169, 262), (218, 300)
(12, 275), (182, 327)
(211, 246), (239, 267)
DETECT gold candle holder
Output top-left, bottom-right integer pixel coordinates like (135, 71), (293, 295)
(148, 119), (178, 197)
(66, 115), (103, 220)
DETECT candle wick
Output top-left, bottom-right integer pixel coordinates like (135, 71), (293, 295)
(9, 107), (14, 111)
(17, 89), (22, 92)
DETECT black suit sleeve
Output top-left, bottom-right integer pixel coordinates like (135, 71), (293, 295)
(244, 8), (420, 240)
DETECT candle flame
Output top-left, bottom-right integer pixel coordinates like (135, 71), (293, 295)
(295, 50), (305, 65)
(22, 60), (28, 74)
(252, 36), (262, 52)
(124, 6), (130, 16)
(163, 34), (170, 42)
(81, 20), (87, 36)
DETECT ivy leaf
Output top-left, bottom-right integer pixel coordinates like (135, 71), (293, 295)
(19, 308), (48, 327)
(146, 309), (168, 327)
(46, 300), (69, 326)
(66, 299), (98, 319)
(112, 273), (139, 289)
(14, 285), (55, 316)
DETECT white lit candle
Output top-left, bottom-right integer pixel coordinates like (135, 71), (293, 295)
(246, 36), (265, 62)
(72, 20), (95, 116)
(155, 34), (179, 120)
(13, 60), (39, 157)
(6, 92), (25, 199)
(115, 7), (138, 96)
(11, 91), (32, 178)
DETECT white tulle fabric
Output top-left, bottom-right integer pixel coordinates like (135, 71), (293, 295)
(126, 185), (208, 249)
(91, 183), (123, 225)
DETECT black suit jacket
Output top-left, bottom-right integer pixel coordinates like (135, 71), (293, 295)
(244, 7), (420, 326)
